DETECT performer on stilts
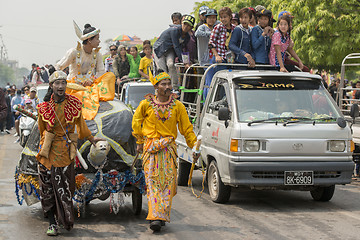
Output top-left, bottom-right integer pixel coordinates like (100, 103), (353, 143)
(36, 71), (101, 236)
(56, 22), (116, 120)
(132, 71), (200, 231)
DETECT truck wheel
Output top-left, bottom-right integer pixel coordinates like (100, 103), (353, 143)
(207, 161), (231, 203)
(310, 185), (335, 201)
(132, 187), (142, 215)
(178, 158), (191, 186)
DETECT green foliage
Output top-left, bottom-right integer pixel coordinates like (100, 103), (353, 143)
(0, 63), (15, 87)
(193, 0), (360, 71)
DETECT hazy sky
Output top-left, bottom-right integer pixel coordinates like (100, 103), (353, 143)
(0, 0), (199, 69)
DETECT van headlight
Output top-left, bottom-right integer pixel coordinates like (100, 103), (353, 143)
(244, 140), (260, 152)
(329, 140), (346, 152)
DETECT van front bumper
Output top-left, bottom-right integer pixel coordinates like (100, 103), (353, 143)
(226, 161), (354, 187)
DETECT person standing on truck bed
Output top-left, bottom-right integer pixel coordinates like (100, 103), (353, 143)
(205, 7), (235, 100)
(132, 71), (200, 232)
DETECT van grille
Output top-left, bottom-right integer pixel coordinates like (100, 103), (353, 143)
(251, 171), (341, 179)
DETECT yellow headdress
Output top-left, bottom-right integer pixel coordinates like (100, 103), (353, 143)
(150, 72), (171, 86)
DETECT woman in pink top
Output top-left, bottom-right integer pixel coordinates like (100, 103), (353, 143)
(269, 15), (304, 72)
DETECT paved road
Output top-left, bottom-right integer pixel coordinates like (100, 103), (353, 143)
(1, 130), (360, 240)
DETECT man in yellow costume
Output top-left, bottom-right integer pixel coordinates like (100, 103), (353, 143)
(56, 22), (116, 120)
(132, 71), (200, 232)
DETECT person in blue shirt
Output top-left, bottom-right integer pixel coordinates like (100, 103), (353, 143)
(229, 8), (255, 67)
(251, 9), (275, 64)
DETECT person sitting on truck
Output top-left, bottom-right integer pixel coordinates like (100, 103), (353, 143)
(153, 15), (195, 89)
(251, 9), (275, 64)
(269, 15), (304, 72)
(205, 7), (235, 100)
(138, 44), (153, 80)
(195, 9), (219, 66)
(229, 8), (255, 67)
(170, 12), (182, 26)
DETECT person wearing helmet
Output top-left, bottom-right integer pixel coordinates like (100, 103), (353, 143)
(195, 5), (209, 31)
(195, 9), (219, 66)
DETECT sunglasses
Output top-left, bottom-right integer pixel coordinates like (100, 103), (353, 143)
(110, 48), (117, 51)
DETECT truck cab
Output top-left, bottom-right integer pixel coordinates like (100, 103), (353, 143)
(176, 64), (354, 203)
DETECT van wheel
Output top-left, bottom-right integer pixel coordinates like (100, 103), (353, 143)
(207, 161), (231, 203)
(178, 159), (191, 186)
(310, 185), (335, 201)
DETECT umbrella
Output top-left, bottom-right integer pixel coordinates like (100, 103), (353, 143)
(113, 34), (134, 42)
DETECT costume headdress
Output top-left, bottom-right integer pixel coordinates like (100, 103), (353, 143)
(149, 72), (171, 86)
(73, 20), (100, 41)
(49, 71), (67, 83)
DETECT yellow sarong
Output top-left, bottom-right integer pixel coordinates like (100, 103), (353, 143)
(142, 137), (177, 222)
(66, 72), (115, 120)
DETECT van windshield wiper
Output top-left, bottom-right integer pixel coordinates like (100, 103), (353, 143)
(283, 117), (313, 126)
(247, 117), (294, 126)
(312, 116), (337, 121)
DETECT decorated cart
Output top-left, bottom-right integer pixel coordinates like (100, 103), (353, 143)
(15, 100), (145, 215)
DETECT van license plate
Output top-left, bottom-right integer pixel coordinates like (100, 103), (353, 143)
(284, 171), (313, 185)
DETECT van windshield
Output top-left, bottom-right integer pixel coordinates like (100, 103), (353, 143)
(127, 85), (155, 109)
(233, 77), (341, 122)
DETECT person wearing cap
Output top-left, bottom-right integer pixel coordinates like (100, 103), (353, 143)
(195, 5), (209, 31)
(56, 22), (116, 120)
(231, 13), (240, 26)
(36, 70), (101, 236)
(195, 8), (219, 66)
(251, 9), (275, 64)
(31, 67), (44, 85)
(153, 15), (195, 89)
(132, 71), (199, 232)
(248, 7), (257, 28)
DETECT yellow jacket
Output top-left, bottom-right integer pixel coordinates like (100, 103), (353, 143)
(132, 94), (197, 149)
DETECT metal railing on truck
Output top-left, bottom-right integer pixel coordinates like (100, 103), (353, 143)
(339, 53), (360, 115)
(175, 63), (276, 126)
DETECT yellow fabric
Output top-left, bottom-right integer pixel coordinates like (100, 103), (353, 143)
(132, 97), (197, 148)
(37, 99), (93, 170)
(139, 56), (153, 76)
(132, 95), (197, 222)
(142, 137), (177, 222)
(66, 72), (115, 120)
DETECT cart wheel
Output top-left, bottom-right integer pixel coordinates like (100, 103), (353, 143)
(132, 187), (142, 215)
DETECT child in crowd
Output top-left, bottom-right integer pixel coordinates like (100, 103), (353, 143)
(209, 7), (235, 64)
(140, 40), (151, 58)
(248, 7), (257, 27)
(205, 7), (235, 99)
(195, 9), (218, 66)
(171, 12), (182, 26)
(231, 13), (240, 26)
(251, 9), (274, 64)
(229, 8), (255, 67)
(138, 44), (153, 80)
(269, 15), (304, 72)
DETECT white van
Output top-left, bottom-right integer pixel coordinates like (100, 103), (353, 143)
(176, 64), (354, 203)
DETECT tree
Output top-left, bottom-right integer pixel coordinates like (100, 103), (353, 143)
(0, 63), (15, 87)
(193, 0), (360, 71)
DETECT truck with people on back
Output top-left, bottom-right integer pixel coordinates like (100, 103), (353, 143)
(175, 63), (354, 203)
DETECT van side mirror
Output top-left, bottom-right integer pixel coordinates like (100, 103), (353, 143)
(350, 104), (359, 119)
(218, 107), (230, 121)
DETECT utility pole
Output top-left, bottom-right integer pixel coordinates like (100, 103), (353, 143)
(0, 25), (8, 62)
